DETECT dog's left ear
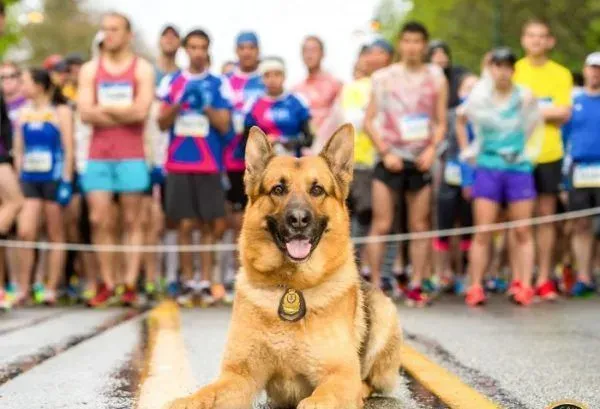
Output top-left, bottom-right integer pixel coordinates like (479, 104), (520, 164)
(244, 126), (274, 196)
(319, 123), (354, 198)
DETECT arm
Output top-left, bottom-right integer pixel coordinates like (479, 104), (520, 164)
(455, 110), (470, 152)
(12, 120), (23, 174)
(541, 105), (571, 125)
(204, 106), (231, 135)
(57, 105), (74, 182)
(364, 90), (388, 154)
(416, 75), (449, 171)
(103, 59), (155, 124)
(543, 70), (573, 125)
(158, 102), (180, 131)
(77, 61), (119, 127)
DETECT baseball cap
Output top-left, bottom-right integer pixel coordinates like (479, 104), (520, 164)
(65, 53), (85, 66)
(161, 24), (180, 38)
(369, 38), (394, 55)
(490, 47), (517, 66)
(236, 31), (259, 47)
(585, 52), (600, 67)
(43, 54), (63, 70)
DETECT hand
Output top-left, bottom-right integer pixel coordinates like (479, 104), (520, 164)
(150, 167), (165, 186)
(416, 146), (435, 172)
(56, 180), (73, 207)
(382, 152), (403, 173)
(177, 82), (205, 110)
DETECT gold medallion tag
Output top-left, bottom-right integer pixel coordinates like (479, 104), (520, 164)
(278, 288), (306, 322)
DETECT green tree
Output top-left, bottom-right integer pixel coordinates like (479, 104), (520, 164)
(0, 0), (24, 57)
(378, 0), (600, 73)
(21, 0), (99, 64)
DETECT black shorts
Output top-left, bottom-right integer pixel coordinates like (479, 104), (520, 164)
(349, 169), (373, 219)
(534, 160), (562, 195)
(436, 181), (472, 243)
(21, 180), (59, 202)
(373, 161), (432, 193)
(166, 173), (226, 222)
(226, 171), (247, 212)
(569, 188), (600, 212)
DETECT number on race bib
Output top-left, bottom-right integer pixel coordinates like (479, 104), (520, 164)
(400, 114), (430, 142)
(573, 164), (600, 188)
(174, 113), (210, 138)
(444, 161), (462, 186)
(23, 150), (52, 173)
(97, 82), (134, 108)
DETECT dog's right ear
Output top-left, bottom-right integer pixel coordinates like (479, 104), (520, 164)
(244, 126), (274, 196)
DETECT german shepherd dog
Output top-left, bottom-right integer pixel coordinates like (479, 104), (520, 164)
(168, 124), (402, 409)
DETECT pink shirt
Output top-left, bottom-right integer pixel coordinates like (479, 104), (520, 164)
(372, 63), (444, 156)
(293, 71), (342, 132)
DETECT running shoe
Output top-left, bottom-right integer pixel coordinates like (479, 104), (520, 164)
(5, 282), (17, 303)
(223, 281), (235, 305)
(144, 282), (161, 305)
(81, 287), (96, 303)
(535, 280), (558, 301)
(167, 281), (181, 299)
(211, 283), (226, 303)
(507, 280), (522, 297)
(43, 289), (58, 306)
(176, 284), (196, 308)
(32, 283), (45, 305)
(87, 285), (117, 308)
(199, 281), (215, 307)
(559, 264), (575, 295)
(381, 276), (402, 300)
(404, 286), (429, 307)
(422, 278), (438, 294)
(570, 281), (596, 298)
(513, 286), (535, 306)
(453, 276), (467, 296)
(0, 290), (11, 311)
(465, 285), (486, 307)
(494, 277), (509, 293)
(120, 286), (138, 307)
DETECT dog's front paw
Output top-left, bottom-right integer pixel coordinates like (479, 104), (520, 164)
(164, 392), (214, 409)
(297, 396), (337, 409)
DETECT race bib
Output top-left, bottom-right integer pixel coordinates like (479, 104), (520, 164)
(444, 160), (462, 186)
(23, 150), (52, 173)
(233, 112), (245, 135)
(573, 163), (600, 188)
(174, 113), (209, 137)
(400, 114), (430, 142)
(97, 82), (134, 107)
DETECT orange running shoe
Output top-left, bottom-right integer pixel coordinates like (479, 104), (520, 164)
(513, 286), (534, 306)
(535, 280), (558, 301)
(465, 285), (487, 307)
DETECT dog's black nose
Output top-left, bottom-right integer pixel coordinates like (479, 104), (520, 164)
(285, 208), (312, 230)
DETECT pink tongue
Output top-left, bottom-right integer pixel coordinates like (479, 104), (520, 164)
(286, 239), (312, 259)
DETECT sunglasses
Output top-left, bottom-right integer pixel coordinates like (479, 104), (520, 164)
(0, 73), (20, 80)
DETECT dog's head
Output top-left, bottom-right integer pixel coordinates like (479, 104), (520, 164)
(240, 124), (354, 286)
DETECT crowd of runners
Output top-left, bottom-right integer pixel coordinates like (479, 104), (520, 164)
(0, 4), (599, 311)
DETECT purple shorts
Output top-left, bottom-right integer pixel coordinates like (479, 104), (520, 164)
(472, 167), (536, 204)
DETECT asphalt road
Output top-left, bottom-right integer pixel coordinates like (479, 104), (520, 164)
(0, 296), (598, 409)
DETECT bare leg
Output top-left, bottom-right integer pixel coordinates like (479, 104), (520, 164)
(178, 219), (196, 283)
(572, 217), (594, 283)
(143, 196), (165, 286)
(406, 185), (432, 287)
(16, 200), (42, 299)
(507, 200), (535, 289)
(536, 194), (557, 284)
(119, 193), (145, 288)
(0, 164), (24, 235)
(87, 192), (116, 289)
(469, 199), (500, 287)
(44, 201), (66, 293)
(366, 180), (396, 288)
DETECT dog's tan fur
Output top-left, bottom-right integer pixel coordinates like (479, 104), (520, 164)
(167, 124), (402, 409)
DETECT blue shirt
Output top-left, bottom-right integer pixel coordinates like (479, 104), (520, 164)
(563, 92), (600, 163)
(160, 70), (233, 174)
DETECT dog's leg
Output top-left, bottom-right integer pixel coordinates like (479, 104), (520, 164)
(165, 369), (260, 409)
(297, 364), (363, 409)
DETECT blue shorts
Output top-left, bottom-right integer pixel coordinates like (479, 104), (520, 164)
(80, 159), (150, 193)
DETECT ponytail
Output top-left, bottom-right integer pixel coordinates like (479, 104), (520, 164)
(50, 85), (68, 106)
(28, 67), (69, 106)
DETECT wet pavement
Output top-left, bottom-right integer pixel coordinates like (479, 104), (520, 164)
(0, 296), (598, 409)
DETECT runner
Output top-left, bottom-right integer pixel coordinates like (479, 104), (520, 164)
(513, 18), (573, 301)
(62, 53), (85, 103)
(155, 24), (181, 86)
(244, 57), (313, 158)
(435, 73), (477, 294)
(222, 31), (265, 302)
(13, 68), (74, 306)
(294, 35), (342, 150)
(364, 22), (448, 306)
(221, 61), (236, 76)
(458, 48), (540, 307)
(428, 40), (469, 108)
(158, 28), (233, 307)
(0, 52), (25, 308)
(563, 52), (600, 297)
(78, 12), (155, 307)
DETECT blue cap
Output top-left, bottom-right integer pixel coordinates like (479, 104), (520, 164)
(370, 38), (394, 55)
(236, 31), (259, 47)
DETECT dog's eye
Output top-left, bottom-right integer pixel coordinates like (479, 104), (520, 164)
(310, 185), (325, 197)
(270, 184), (286, 196)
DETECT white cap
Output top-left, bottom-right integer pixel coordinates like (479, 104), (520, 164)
(585, 51), (600, 66)
(259, 57), (285, 75)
